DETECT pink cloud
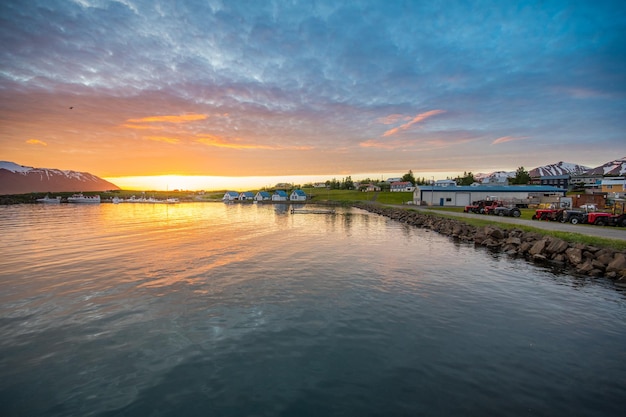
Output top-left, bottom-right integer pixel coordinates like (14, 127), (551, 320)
(382, 109), (445, 137)
(376, 114), (409, 125)
(492, 136), (528, 145)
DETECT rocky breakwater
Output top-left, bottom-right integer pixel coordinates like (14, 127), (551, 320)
(355, 204), (626, 282)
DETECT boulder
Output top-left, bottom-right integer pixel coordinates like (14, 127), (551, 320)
(485, 226), (505, 240)
(505, 236), (522, 246)
(565, 247), (583, 265)
(607, 253), (626, 274)
(545, 238), (569, 255)
(529, 239), (548, 256)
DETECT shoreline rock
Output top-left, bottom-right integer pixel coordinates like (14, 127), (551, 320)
(354, 203), (626, 282)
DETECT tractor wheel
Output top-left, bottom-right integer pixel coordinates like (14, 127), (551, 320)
(531, 214), (537, 220)
(570, 217), (579, 225)
(595, 218), (606, 226)
(512, 210), (521, 218)
(498, 211), (505, 216)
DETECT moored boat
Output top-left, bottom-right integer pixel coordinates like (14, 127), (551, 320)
(290, 208), (336, 214)
(67, 193), (101, 204)
(36, 195), (61, 204)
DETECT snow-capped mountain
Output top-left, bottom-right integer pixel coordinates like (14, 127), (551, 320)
(474, 171), (515, 183)
(0, 161), (119, 194)
(584, 157), (626, 176)
(528, 161), (590, 178)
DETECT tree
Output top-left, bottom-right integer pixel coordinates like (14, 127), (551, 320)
(455, 171), (475, 186)
(341, 176), (354, 190)
(511, 166), (531, 185)
(401, 170), (416, 185)
(326, 178), (340, 189)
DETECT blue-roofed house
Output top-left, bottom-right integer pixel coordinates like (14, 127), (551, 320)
(290, 189), (307, 201)
(413, 184), (566, 207)
(272, 190), (288, 201)
(222, 191), (240, 201)
(254, 191), (271, 201)
(239, 191), (255, 200)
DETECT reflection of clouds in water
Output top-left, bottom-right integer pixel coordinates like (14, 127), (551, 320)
(208, 306), (267, 343)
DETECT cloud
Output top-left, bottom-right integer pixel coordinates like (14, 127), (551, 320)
(126, 114), (208, 124)
(377, 114), (409, 125)
(1, 1), (624, 177)
(196, 135), (276, 150)
(492, 136), (528, 145)
(146, 136), (180, 144)
(359, 138), (444, 151)
(196, 135), (313, 151)
(26, 139), (47, 146)
(382, 110), (446, 137)
(360, 132), (476, 150)
(121, 124), (158, 130)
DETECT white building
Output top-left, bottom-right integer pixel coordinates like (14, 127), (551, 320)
(272, 190), (288, 201)
(390, 181), (415, 192)
(290, 189), (307, 201)
(222, 191), (239, 201)
(413, 185), (566, 207)
(254, 191), (271, 201)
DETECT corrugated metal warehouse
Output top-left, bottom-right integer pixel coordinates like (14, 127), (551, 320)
(413, 185), (566, 207)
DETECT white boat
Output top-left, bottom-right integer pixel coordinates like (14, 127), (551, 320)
(67, 193), (101, 204)
(112, 197), (121, 204)
(290, 208), (336, 214)
(36, 195), (61, 204)
(124, 196), (178, 204)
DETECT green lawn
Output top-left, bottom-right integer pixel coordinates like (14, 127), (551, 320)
(302, 188), (413, 205)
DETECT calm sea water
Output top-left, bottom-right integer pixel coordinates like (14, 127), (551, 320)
(1, 203), (625, 416)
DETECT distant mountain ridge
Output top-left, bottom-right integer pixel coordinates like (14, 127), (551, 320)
(476, 160), (625, 183)
(584, 157), (626, 176)
(0, 161), (119, 195)
(474, 171), (515, 183)
(528, 161), (590, 178)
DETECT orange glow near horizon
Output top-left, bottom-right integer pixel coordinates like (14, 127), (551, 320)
(104, 171), (466, 192)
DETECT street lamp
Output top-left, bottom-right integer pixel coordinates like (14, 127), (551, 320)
(431, 176), (434, 206)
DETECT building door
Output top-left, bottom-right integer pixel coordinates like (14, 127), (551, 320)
(456, 193), (471, 207)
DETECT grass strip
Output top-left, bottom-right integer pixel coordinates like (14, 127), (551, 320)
(421, 209), (626, 251)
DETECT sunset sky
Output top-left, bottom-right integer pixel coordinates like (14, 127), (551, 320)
(1, 0), (625, 190)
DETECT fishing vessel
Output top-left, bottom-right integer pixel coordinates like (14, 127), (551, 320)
(36, 195), (61, 204)
(67, 193), (101, 204)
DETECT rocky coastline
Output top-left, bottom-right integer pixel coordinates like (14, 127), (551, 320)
(355, 203), (626, 282)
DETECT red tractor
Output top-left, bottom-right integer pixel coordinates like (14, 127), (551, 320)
(482, 201), (502, 215)
(531, 208), (564, 222)
(464, 200), (501, 214)
(586, 212), (613, 226)
(464, 200), (486, 213)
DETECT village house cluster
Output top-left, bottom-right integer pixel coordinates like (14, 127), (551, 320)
(412, 165), (626, 209)
(222, 189), (307, 202)
(220, 158), (626, 210)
